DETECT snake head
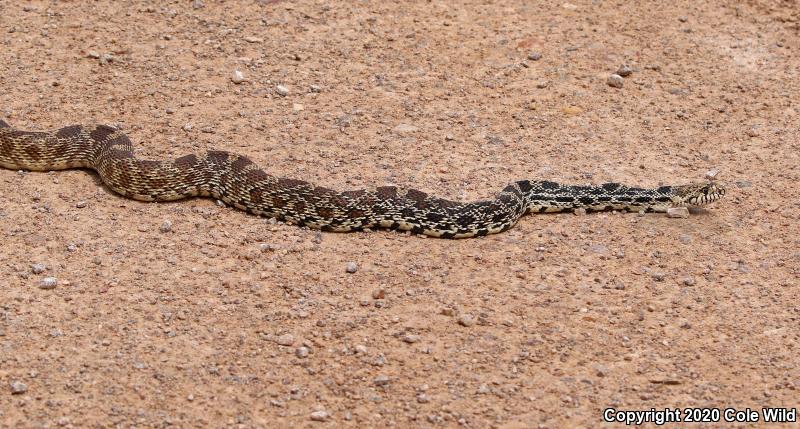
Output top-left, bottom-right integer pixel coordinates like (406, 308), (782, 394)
(671, 182), (726, 207)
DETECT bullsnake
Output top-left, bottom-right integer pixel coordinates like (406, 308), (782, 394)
(0, 120), (725, 238)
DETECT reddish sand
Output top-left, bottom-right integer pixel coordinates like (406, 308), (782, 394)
(1, 0), (798, 427)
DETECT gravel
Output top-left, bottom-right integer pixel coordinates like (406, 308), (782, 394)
(31, 263), (46, 274)
(616, 64), (633, 77)
(345, 262), (358, 273)
(310, 410), (329, 421)
(10, 381), (28, 394)
(159, 220), (173, 233)
(296, 346), (310, 358)
(666, 207), (690, 218)
(402, 334), (420, 343)
(276, 85), (289, 96)
(527, 52), (542, 61)
(392, 123), (419, 134)
(231, 70), (246, 84)
(607, 74), (624, 88)
(39, 277), (57, 289)
(276, 334), (295, 346)
(457, 315), (475, 327)
(373, 375), (391, 386)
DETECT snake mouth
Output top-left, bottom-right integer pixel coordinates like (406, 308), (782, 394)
(678, 182), (726, 207)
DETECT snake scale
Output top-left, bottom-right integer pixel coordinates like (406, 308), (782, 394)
(0, 120), (725, 238)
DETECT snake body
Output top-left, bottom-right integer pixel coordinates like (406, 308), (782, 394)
(0, 121), (724, 238)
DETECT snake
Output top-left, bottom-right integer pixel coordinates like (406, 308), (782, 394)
(0, 120), (725, 239)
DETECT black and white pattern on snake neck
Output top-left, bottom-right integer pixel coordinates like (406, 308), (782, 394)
(0, 120), (725, 238)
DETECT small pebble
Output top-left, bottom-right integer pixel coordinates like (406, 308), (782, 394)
(536, 81), (549, 89)
(682, 276), (696, 286)
(276, 85), (289, 96)
(457, 315), (475, 327)
(231, 70), (246, 84)
(31, 263), (46, 274)
(276, 334), (295, 346)
(393, 123), (419, 134)
(666, 207), (690, 218)
(527, 52), (542, 61)
(573, 208), (586, 216)
(39, 277), (57, 290)
(292, 103), (304, 111)
(607, 74), (624, 88)
(309, 84), (322, 93)
(259, 243), (279, 252)
(402, 334), (420, 343)
(10, 381), (27, 394)
(345, 262), (358, 273)
(705, 169), (719, 180)
(373, 375), (391, 386)
(296, 346), (310, 358)
(616, 64), (633, 77)
(417, 393), (430, 403)
(243, 36), (264, 43)
(372, 288), (385, 300)
(159, 220), (173, 233)
(75, 201), (87, 208)
(310, 411), (329, 421)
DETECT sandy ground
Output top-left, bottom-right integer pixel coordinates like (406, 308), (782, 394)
(1, 0), (798, 427)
